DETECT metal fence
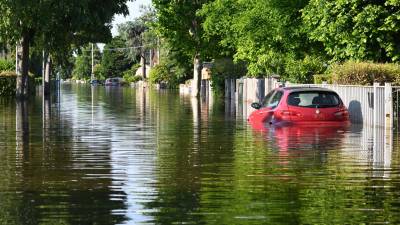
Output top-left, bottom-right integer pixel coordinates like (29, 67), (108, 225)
(226, 78), (394, 128)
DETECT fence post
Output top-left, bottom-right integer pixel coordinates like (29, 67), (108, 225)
(256, 79), (265, 103)
(224, 79), (229, 99)
(384, 83), (393, 129)
(230, 79), (235, 100)
(373, 82), (379, 127)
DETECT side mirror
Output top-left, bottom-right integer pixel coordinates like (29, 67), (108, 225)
(251, 102), (261, 109)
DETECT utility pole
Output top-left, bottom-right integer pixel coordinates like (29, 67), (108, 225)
(91, 43), (94, 81)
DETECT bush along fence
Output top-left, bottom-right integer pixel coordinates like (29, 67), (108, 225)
(225, 77), (395, 129)
(0, 72), (36, 96)
(0, 74), (17, 96)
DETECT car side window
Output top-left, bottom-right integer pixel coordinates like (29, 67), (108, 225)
(262, 90), (275, 107)
(262, 90), (283, 108)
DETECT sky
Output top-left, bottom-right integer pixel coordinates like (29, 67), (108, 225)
(111, 0), (152, 36)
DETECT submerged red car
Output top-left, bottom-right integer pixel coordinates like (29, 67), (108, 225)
(248, 87), (350, 127)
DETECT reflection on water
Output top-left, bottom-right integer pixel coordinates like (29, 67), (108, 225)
(0, 84), (400, 224)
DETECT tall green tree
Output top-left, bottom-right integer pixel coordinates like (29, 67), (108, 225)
(153, 0), (213, 97)
(302, 0), (400, 62)
(0, 0), (129, 97)
(118, 6), (158, 78)
(101, 36), (132, 78)
(200, 0), (324, 83)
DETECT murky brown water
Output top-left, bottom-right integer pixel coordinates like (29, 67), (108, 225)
(0, 84), (399, 224)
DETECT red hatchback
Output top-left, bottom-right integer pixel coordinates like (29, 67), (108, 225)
(248, 87), (350, 127)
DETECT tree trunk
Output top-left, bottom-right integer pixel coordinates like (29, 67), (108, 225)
(43, 53), (51, 96)
(192, 54), (202, 98)
(150, 49), (154, 68)
(141, 52), (146, 79)
(16, 34), (30, 98)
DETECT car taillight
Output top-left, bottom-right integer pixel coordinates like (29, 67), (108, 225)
(334, 110), (349, 117)
(280, 110), (301, 117)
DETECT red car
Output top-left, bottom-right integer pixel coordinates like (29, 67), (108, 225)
(248, 87), (350, 127)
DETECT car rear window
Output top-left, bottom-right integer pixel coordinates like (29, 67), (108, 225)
(287, 91), (340, 108)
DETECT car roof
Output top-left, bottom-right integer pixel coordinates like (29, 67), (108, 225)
(280, 86), (337, 93)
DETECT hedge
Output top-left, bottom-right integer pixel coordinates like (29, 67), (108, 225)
(329, 61), (400, 85)
(0, 59), (15, 72)
(0, 71), (36, 96)
(0, 72), (17, 96)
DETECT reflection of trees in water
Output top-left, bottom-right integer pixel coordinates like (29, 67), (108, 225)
(0, 90), (127, 224)
(140, 91), (239, 224)
(244, 123), (399, 224)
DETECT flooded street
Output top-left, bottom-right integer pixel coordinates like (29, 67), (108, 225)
(1, 84), (400, 224)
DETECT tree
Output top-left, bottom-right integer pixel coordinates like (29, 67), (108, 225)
(118, 7), (158, 79)
(101, 36), (133, 78)
(200, 0), (323, 83)
(153, 0), (214, 97)
(302, 0), (400, 62)
(0, 0), (129, 97)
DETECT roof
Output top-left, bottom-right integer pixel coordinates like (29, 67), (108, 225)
(282, 86), (336, 93)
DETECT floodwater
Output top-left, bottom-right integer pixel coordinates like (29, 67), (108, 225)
(0, 84), (399, 225)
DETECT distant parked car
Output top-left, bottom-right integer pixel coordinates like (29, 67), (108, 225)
(90, 79), (103, 86)
(248, 87), (349, 127)
(105, 77), (123, 86)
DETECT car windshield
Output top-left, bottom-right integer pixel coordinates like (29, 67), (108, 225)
(287, 91), (340, 108)
(262, 90), (283, 108)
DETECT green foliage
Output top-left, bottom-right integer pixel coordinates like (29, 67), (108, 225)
(302, 0), (400, 62)
(101, 36), (132, 78)
(210, 58), (247, 95)
(72, 53), (91, 80)
(0, 59), (14, 72)
(149, 64), (179, 88)
(153, 0), (215, 59)
(329, 61), (400, 85)
(201, 0), (320, 78)
(118, 7), (157, 63)
(284, 56), (326, 83)
(123, 64), (142, 83)
(314, 74), (332, 84)
(123, 74), (142, 83)
(93, 64), (106, 80)
(0, 72), (34, 95)
(0, 74), (16, 96)
(72, 44), (102, 80)
(0, 0), (129, 91)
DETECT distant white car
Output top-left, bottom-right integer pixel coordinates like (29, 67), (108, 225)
(105, 77), (123, 86)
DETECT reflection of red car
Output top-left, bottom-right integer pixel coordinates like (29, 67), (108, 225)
(248, 87), (349, 127)
(256, 124), (349, 156)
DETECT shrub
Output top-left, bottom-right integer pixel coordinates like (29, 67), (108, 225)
(0, 71), (36, 96)
(123, 73), (142, 83)
(330, 61), (400, 85)
(314, 74), (332, 84)
(0, 72), (17, 96)
(93, 64), (106, 80)
(149, 64), (179, 88)
(0, 59), (15, 72)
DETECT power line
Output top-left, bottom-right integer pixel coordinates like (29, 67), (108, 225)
(80, 45), (148, 52)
